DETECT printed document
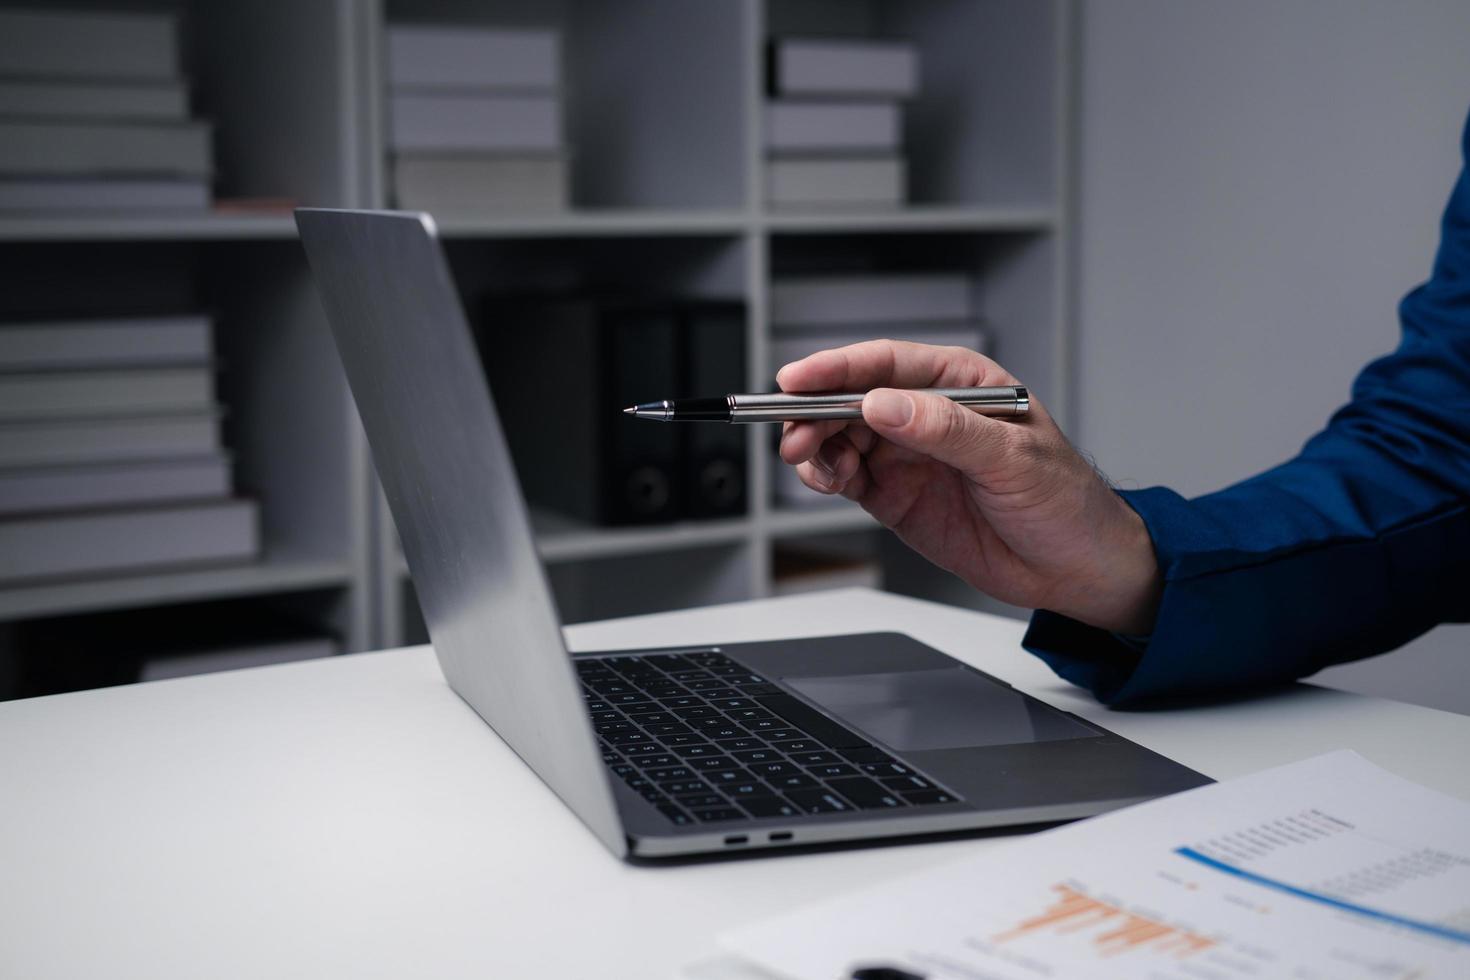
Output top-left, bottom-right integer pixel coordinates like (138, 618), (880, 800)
(721, 751), (1470, 979)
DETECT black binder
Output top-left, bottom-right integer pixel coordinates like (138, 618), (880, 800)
(481, 295), (681, 526)
(679, 300), (748, 518)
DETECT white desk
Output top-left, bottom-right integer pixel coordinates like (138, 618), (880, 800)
(3, 588), (1467, 980)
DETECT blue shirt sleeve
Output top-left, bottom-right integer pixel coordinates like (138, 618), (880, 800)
(1022, 109), (1470, 708)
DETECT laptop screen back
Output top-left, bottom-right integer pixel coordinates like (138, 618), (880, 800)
(295, 208), (625, 857)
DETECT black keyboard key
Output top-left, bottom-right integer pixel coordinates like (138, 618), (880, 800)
(727, 709), (776, 724)
(731, 749), (783, 765)
(591, 710), (622, 724)
(656, 804), (693, 826)
(647, 654), (692, 670)
(757, 694), (871, 749)
(749, 761), (799, 778)
(692, 807), (745, 823)
(672, 743), (722, 758)
(882, 775), (934, 792)
(828, 777), (906, 809)
(769, 773), (818, 791)
(715, 737), (764, 751)
(810, 763), (858, 779)
(586, 680), (634, 695)
(619, 670), (665, 687)
(622, 743), (664, 757)
(789, 751), (841, 766)
(702, 768), (753, 784)
(644, 766), (695, 782)
(623, 709), (676, 725)
(740, 796), (801, 818)
(637, 786), (668, 803)
(642, 684), (689, 698)
(583, 698), (610, 712)
(687, 653), (734, 667)
(672, 706), (717, 720)
(903, 789), (959, 806)
(742, 718), (785, 732)
(689, 755), (738, 771)
(607, 693), (654, 706)
(687, 682), (736, 697)
(730, 679), (778, 692)
(676, 793), (727, 808)
(668, 670), (713, 682)
(764, 729), (804, 742)
(610, 763), (636, 778)
(660, 780), (712, 796)
(595, 721), (634, 736)
(723, 780), (776, 798)
(645, 722), (694, 737)
(708, 697), (760, 711)
(785, 789), (853, 813)
(662, 733), (707, 748)
(632, 754), (677, 770)
(605, 731), (652, 746)
(778, 739), (821, 754)
(577, 674), (616, 687)
(839, 746), (895, 764)
(660, 697), (702, 709)
(861, 761), (913, 778)
(692, 721), (745, 740)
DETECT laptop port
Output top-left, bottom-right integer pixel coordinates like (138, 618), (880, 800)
(723, 835), (748, 846)
(768, 831), (793, 842)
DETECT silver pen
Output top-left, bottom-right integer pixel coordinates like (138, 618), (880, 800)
(623, 386), (1029, 423)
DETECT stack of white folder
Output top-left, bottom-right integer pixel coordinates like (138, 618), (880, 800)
(0, 8), (212, 213)
(769, 272), (986, 506)
(386, 24), (567, 216)
(765, 38), (919, 209)
(0, 316), (258, 583)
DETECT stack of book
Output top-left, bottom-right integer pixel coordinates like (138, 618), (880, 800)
(0, 315), (259, 584)
(768, 272), (986, 507)
(387, 24), (567, 217)
(765, 37), (919, 209)
(0, 8), (212, 213)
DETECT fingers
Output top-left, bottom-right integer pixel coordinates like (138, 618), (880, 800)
(861, 387), (1011, 483)
(795, 430), (864, 495)
(776, 339), (1013, 395)
(779, 418), (848, 465)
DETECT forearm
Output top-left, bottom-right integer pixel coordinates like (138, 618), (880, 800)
(1025, 485), (1470, 707)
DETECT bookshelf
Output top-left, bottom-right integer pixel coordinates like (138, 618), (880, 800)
(0, 0), (1071, 677)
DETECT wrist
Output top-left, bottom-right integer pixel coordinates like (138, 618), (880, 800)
(1054, 495), (1163, 635)
(1103, 505), (1164, 633)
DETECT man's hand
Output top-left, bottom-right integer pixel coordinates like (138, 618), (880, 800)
(777, 340), (1163, 634)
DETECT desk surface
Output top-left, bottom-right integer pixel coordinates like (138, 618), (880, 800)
(3, 588), (1467, 980)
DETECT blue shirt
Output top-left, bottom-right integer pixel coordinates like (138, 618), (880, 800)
(1023, 110), (1470, 707)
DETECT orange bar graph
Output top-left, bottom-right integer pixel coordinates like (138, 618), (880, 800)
(994, 884), (1216, 959)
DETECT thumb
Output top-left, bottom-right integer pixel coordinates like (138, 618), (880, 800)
(862, 387), (1008, 479)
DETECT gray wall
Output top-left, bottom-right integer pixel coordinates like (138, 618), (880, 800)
(1073, 0), (1470, 713)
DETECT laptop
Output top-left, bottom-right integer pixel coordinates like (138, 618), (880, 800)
(295, 208), (1210, 860)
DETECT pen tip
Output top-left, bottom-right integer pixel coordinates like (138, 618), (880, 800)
(623, 406), (636, 415)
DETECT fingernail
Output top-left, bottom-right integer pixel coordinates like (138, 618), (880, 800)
(810, 452), (835, 481)
(865, 389), (913, 427)
(817, 442), (844, 475)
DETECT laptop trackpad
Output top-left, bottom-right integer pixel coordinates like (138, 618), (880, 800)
(784, 668), (1094, 751)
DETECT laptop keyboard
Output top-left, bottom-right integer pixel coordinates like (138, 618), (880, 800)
(578, 649), (962, 827)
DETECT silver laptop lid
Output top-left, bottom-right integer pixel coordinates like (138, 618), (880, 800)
(295, 208), (626, 858)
